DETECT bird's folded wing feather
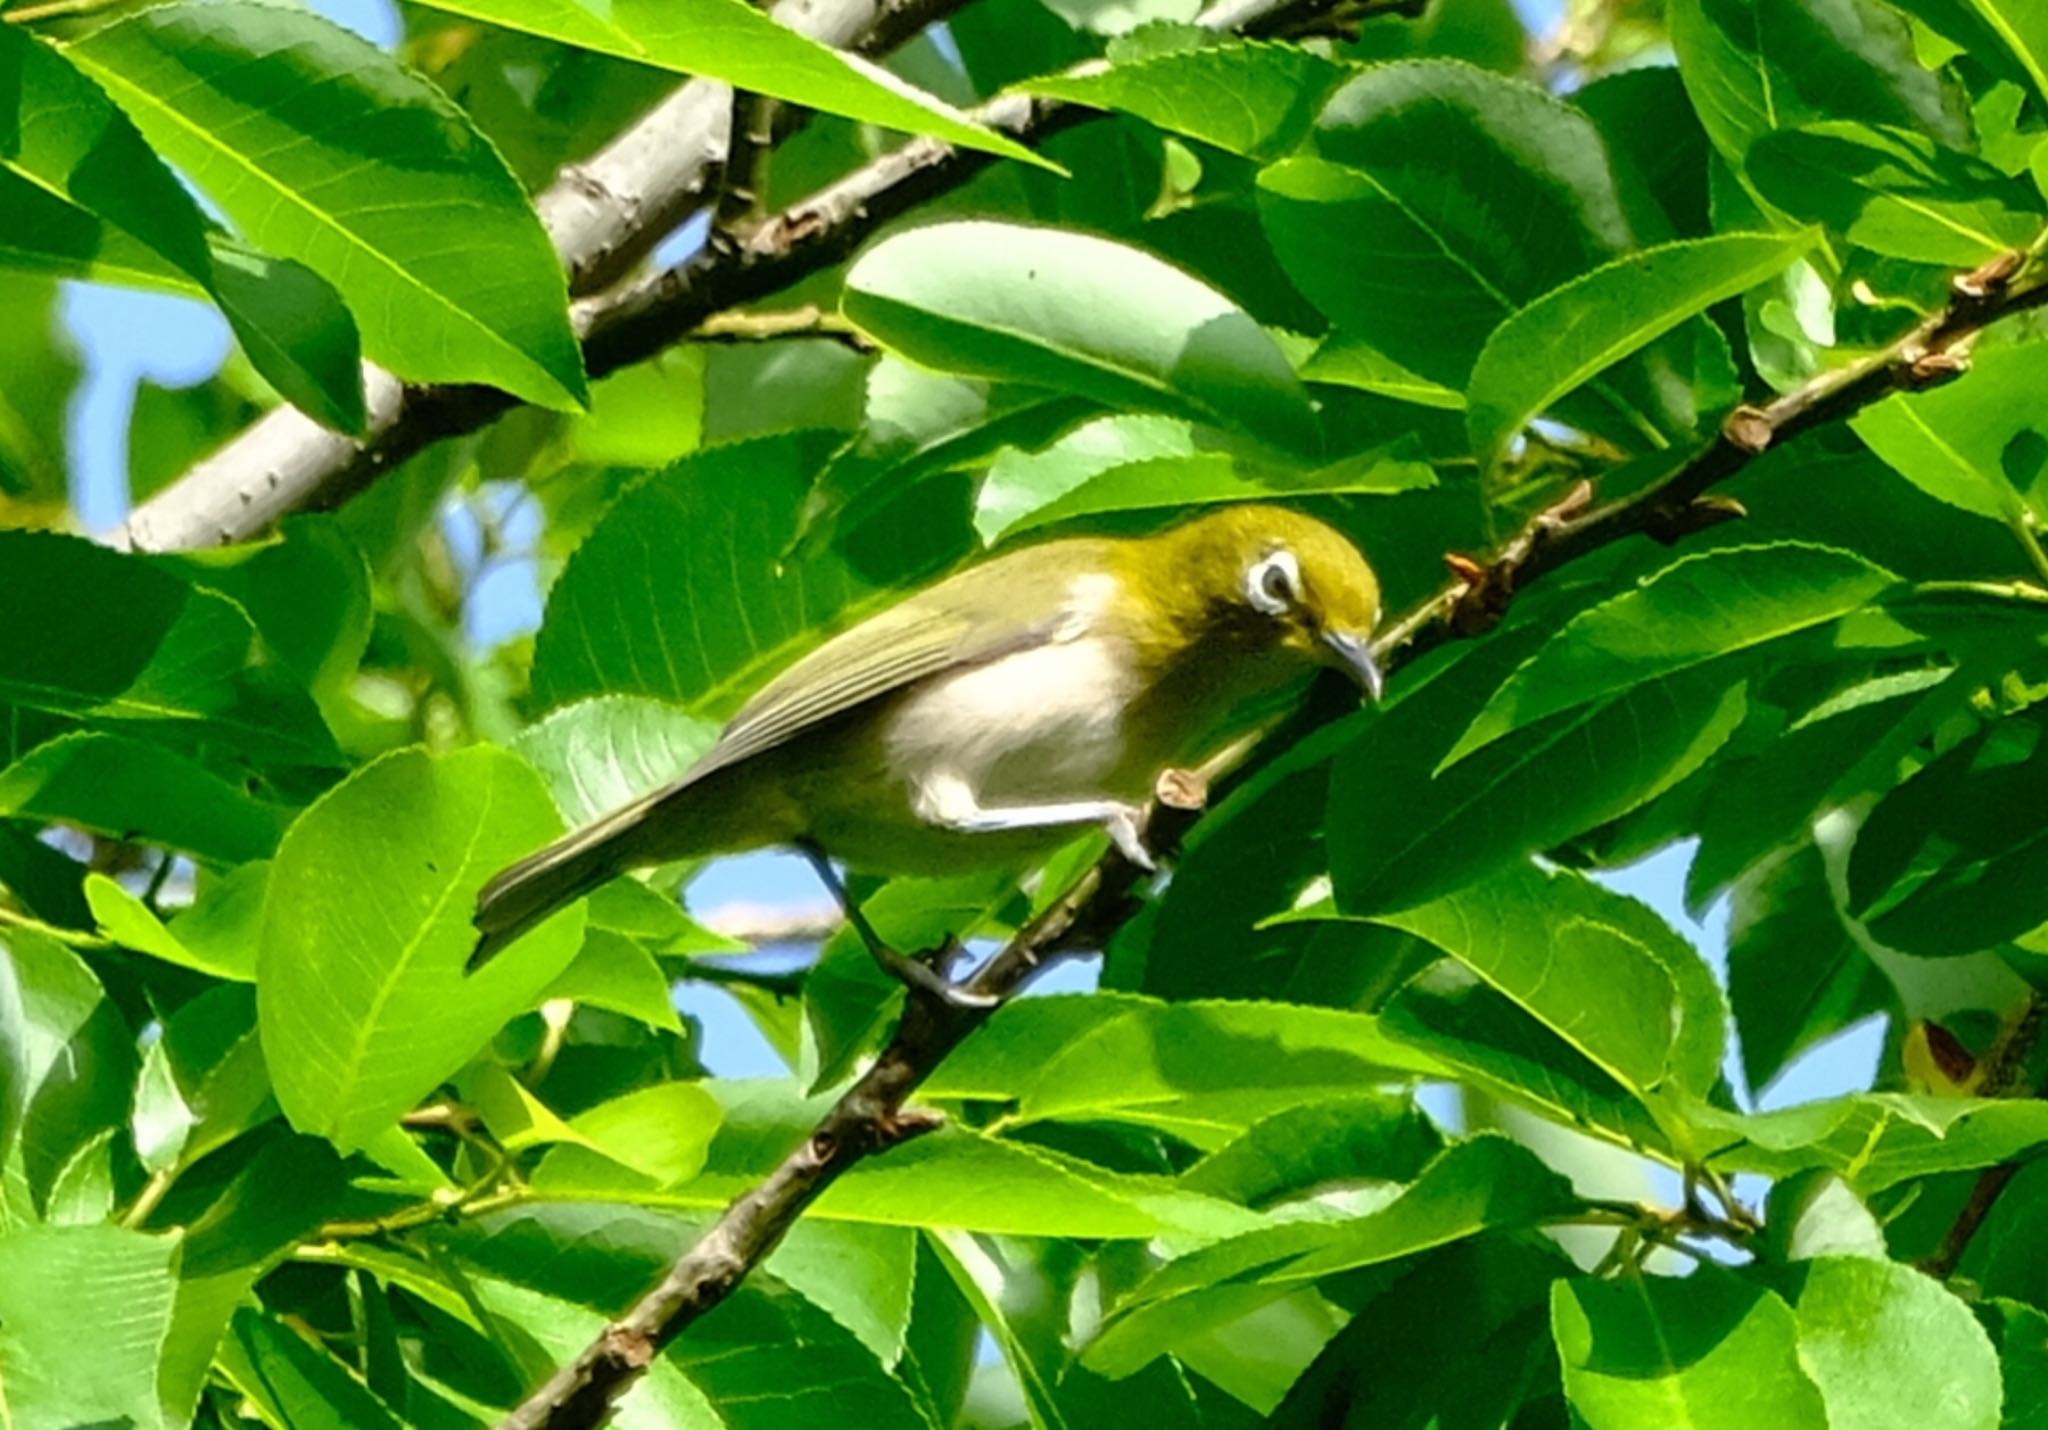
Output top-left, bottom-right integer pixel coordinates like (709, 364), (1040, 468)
(680, 544), (1107, 784)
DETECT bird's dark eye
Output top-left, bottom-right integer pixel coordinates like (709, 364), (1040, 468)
(1247, 550), (1300, 615)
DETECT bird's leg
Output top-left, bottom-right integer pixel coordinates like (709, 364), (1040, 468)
(795, 841), (997, 1009)
(915, 774), (1158, 871)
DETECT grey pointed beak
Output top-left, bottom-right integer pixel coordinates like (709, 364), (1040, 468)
(1323, 630), (1385, 703)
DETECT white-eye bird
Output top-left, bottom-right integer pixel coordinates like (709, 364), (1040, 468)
(473, 505), (1384, 997)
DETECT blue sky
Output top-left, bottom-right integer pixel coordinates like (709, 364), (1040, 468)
(51, 0), (1885, 1113)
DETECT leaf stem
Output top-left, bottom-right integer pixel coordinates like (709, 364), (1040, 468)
(120, 1167), (178, 1229)
(2005, 509), (2048, 589)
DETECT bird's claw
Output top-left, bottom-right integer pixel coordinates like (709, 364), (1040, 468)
(875, 944), (999, 1009)
(1104, 804), (1156, 871)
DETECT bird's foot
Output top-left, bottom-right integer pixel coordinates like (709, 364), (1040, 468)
(1104, 803), (1156, 871)
(1155, 766), (1210, 812)
(799, 839), (997, 1009)
(868, 930), (995, 1007)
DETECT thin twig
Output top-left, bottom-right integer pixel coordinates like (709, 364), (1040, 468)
(713, 91), (783, 239)
(119, 1167), (177, 1229)
(687, 305), (874, 351)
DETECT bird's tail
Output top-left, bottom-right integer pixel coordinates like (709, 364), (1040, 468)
(470, 800), (658, 970)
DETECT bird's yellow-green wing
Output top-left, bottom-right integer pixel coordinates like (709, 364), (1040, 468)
(686, 538), (1113, 780)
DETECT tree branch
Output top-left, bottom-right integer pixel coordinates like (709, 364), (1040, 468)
(117, 0), (1411, 554)
(492, 241), (2048, 1430)
(114, 0), (972, 553)
(1377, 250), (2048, 665)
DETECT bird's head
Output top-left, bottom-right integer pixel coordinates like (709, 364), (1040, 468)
(1149, 505), (1385, 701)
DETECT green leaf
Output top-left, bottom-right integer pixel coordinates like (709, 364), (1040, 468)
(1706, 1094), (2048, 1192)
(257, 746), (586, 1151)
(401, 0), (1044, 168)
(1271, 1238), (1569, 1430)
(1466, 231), (1818, 469)
(1687, 666), (1965, 911)
(512, 695), (721, 828)
(1748, 123), (2043, 266)
(0, 25), (365, 431)
(1444, 543), (1898, 766)
(974, 412), (1432, 544)
(161, 516), (374, 704)
(567, 348), (705, 469)
(0, 532), (336, 762)
(1088, 1136), (1579, 1378)
(526, 1081), (721, 1186)
(0, 278), (77, 517)
(1380, 964), (1671, 1152)
(1787, 1256), (2002, 1429)
(445, 1204), (930, 1428)
(67, 1), (588, 410)
(973, 413), (1211, 544)
(541, 929), (682, 1032)
(532, 432), (966, 714)
(1852, 341), (2048, 523)
(649, 1081), (1244, 1238)
(1667, 0), (1967, 166)
(1115, 711), (1417, 1006)
(1177, 1094), (1444, 1206)
(87, 864), (267, 982)
(802, 361), (1096, 554)
(586, 880), (743, 957)
(217, 1307), (405, 1430)
(0, 732), (286, 865)
(161, 1132), (346, 1422)
(1299, 333), (1465, 409)
(1019, 37), (1350, 160)
(1726, 845), (1892, 1096)
(1847, 706), (2048, 956)
(927, 992), (1437, 1145)
(140, 984), (274, 1173)
(1339, 862), (1725, 1108)
(1988, 1300), (2048, 1427)
(0, 930), (138, 1222)
(1910, 0), (2048, 106)
(926, 1229), (1070, 1430)
(203, 239), (366, 432)
(0, 1224), (182, 1429)
(1259, 62), (1705, 453)
(1552, 1273), (1827, 1429)
(1758, 1172), (1889, 1263)
(1330, 633), (1748, 916)
(843, 221), (1317, 454)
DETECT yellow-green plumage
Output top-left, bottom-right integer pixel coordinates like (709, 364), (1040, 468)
(472, 505), (1381, 964)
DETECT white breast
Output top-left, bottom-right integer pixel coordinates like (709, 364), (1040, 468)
(880, 570), (1137, 806)
(883, 635), (1138, 804)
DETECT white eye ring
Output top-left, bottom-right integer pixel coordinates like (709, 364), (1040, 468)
(1246, 549), (1300, 616)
